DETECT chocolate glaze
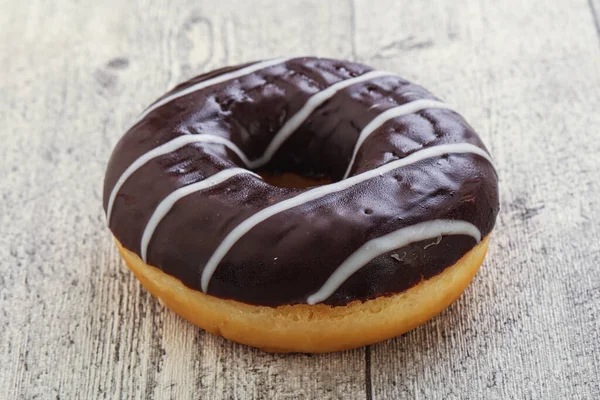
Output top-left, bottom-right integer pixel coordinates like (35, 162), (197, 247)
(103, 57), (499, 307)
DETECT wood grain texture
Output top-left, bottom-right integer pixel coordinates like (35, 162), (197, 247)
(590, 0), (600, 45)
(355, 0), (600, 399)
(0, 0), (599, 399)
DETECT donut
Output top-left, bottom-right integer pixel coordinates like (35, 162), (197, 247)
(103, 57), (499, 353)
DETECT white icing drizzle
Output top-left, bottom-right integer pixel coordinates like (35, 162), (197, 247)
(140, 168), (259, 262)
(134, 57), (293, 125)
(200, 142), (494, 293)
(247, 70), (396, 168)
(105, 134), (251, 225)
(305, 220), (482, 304)
(342, 99), (454, 179)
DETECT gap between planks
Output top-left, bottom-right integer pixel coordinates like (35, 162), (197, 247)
(588, 0), (600, 44)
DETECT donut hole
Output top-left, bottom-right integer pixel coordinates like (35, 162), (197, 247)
(256, 170), (332, 189)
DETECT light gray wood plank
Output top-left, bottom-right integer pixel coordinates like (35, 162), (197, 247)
(353, 0), (600, 399)
(590, 0), (600, 45)
(0, 1), (366, 399)
(0, 2), (172, 398)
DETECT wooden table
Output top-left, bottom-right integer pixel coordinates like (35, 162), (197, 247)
(2, 1), (599, 398)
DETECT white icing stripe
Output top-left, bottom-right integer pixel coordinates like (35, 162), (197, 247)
(305, 220), (481, 305)
(200, 142), (493, 292)
(247, 70), (396, 168)
(342, 99), (454, 179)
(140, 168), (259, 262)
(134, 57), (292, 125)
(106, 134), (251, 225)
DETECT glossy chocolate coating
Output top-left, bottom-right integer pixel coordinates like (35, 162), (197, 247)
(103, 57), (499, 306)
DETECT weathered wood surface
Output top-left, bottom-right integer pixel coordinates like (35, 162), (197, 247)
(1, 0), (599, 398)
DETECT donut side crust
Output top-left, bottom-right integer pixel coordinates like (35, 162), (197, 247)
(115, 235), (490, 353)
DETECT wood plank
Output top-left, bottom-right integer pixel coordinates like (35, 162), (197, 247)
(0, 1), (367, 399)
(590, 0), (600, 45)
(353, 0), (600, 399)
(0, 2), (173, 397)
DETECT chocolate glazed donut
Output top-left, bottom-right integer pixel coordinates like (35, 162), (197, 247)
(104, 57), (498, 330)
